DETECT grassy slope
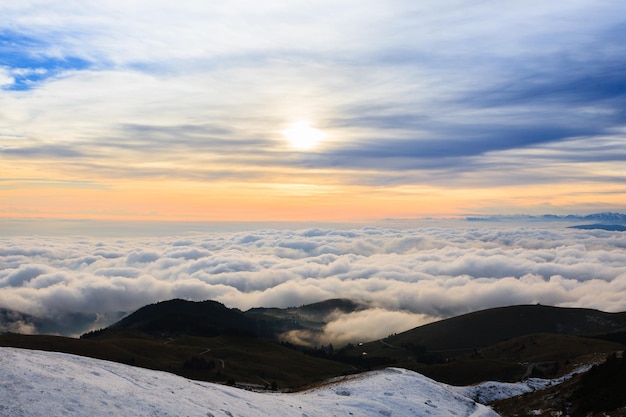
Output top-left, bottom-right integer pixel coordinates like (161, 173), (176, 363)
(0, 331), (354, 390)
(343, 305), (626, 385)
(477, 333), (624, 364)
(384, 304), (626, 352)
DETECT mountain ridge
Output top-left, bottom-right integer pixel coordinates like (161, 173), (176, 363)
(384, 304), (626, 351)
(466, 211), (626, 223)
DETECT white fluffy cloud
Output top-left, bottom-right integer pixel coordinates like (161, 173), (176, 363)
(0, 67), (14, 87)
(283, 308), (435, 347)
(1, 223), (626, 337)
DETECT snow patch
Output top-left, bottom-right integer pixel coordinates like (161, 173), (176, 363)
(0, 347), (500, 417)
(453, 365), (593, 404)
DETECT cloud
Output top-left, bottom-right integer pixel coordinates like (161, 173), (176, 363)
(283, 308), (435, 347)
(1, 223), (625, 337)
(0, 67), (14, 87)
(1, 265), (45, 287)
(0, 319), (37, 335)
(1, 1), (625, 193)
(2, 144), (85, 158)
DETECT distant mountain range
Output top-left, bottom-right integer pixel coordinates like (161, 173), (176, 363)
(466, 211), (626, 224)
(568, 223), (626, 231)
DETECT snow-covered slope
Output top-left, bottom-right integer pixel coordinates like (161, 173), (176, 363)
(0, 347), (499, 417)
(453, 364), (593, 404)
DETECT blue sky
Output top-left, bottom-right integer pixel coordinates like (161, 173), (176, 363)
(0, 30), (91, 90)
(1, 1), (625, 220)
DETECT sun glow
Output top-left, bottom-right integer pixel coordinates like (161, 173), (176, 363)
(282, 122), (326, 150)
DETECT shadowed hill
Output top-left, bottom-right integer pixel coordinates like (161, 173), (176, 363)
(385, 304), (626, 352)
(96, 298), (366, 341)
(292, 298), (365, 318)
(477, 333), (624, 364)
(246, 298), (364, 320)
(350, 304), (626, 385)
(98, 299), (258, 338)
(246, 298), (366, 337)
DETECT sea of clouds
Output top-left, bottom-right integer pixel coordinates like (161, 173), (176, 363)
(1, 223), (626, 343)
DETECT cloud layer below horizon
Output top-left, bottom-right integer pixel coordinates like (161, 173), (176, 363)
(2, 224), (625, 342)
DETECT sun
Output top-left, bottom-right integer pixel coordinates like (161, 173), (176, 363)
(282, 122), (326, 150)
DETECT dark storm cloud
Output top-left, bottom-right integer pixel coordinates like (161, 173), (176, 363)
(317, 125), (596, 166)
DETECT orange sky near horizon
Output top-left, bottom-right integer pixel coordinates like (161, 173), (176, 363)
(2, 172), (625, 222)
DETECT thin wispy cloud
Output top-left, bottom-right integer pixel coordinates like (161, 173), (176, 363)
(1, 1), (625, 219)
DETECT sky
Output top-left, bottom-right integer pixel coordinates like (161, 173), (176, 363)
(1, 1), (626, 222)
